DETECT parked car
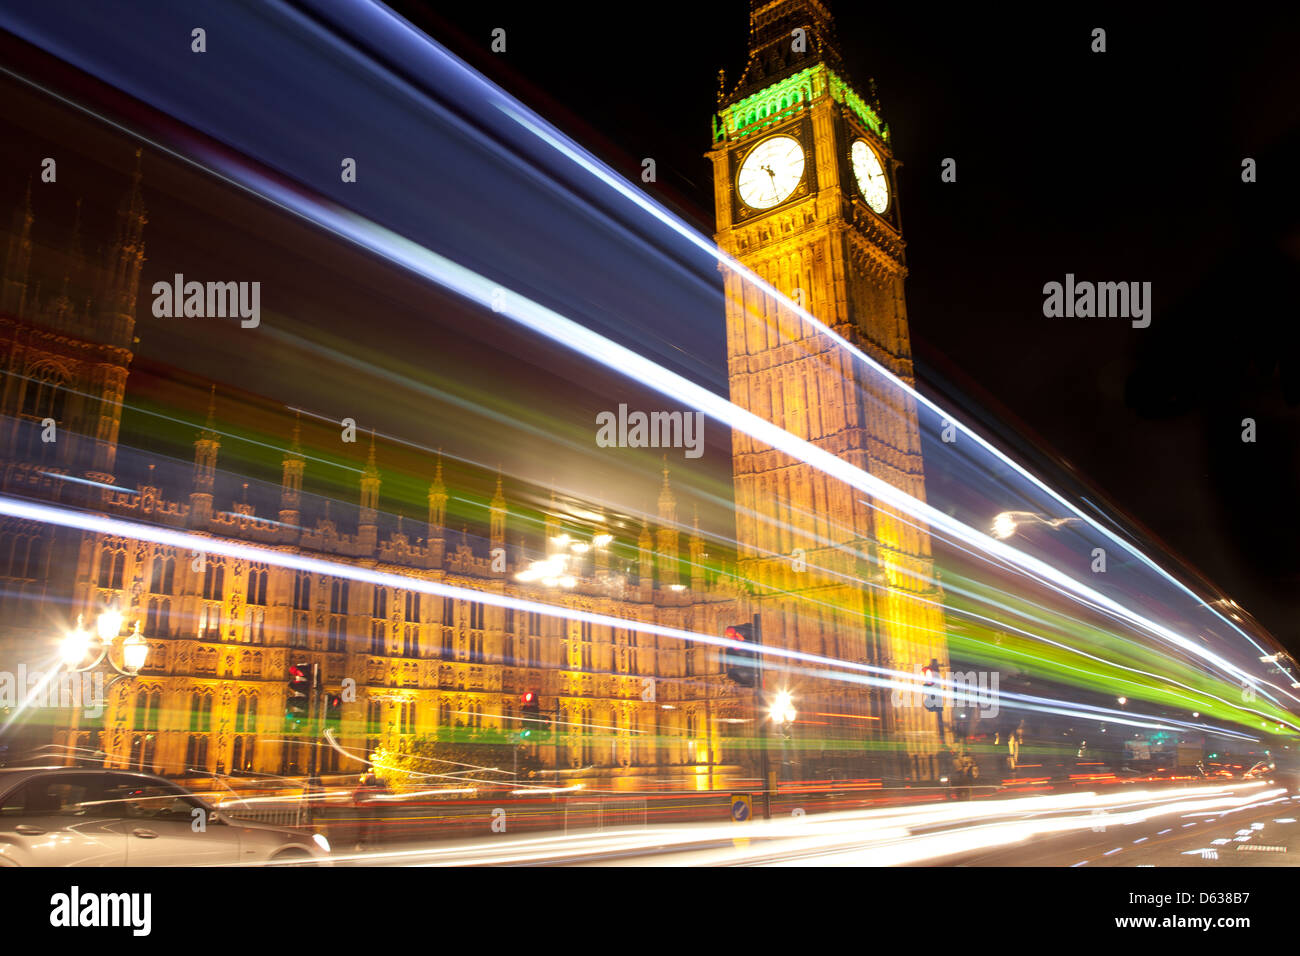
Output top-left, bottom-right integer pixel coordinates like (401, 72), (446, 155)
(0, 767), (330, 866)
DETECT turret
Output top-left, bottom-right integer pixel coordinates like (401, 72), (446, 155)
(689, 507), (706, 591)
(1, 180), (33, 316)
(358, 430), (380, 551)
(279, 412), (305, 527)
(97, 148), (146, 349)
(656, 459), (680, 587)
(189, 387), (219, 524)
(490, 469), (507, 557)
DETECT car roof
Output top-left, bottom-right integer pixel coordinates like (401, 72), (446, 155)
(0, 766), (174, 787)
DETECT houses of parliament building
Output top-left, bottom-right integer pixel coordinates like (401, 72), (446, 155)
(0, 0), (949, 790)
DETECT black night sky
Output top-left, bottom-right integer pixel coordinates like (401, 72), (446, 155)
(393, 2), (1300, 648)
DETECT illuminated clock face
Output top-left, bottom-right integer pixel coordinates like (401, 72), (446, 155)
(737, 135), (805, 209)
(851, 139), (890, 214)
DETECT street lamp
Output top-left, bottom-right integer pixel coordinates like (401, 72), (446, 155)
(61, 610), (148, 687)
(769, 689), (797, 725)
(990, 511), (1083, 539)
(122, 625), (149, 674)
(60, 616), (94, 667)
(96, 607), (123, 643)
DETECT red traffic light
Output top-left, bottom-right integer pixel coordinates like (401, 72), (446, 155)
(288, 662), (313, 682)
(724, 626), (747, 642)
(521, 691), (536, 705)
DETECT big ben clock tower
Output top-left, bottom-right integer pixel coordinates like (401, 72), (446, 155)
(709, 0), (949, 783)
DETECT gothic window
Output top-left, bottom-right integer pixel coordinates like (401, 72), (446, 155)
(442, 595), (454, 626)
(468, 602), (484, 631)
(188, 690), (212, 733)
(18, 365), (68, 461)
(202, 560), (224, 601)
(20, 364), (67, 419)
(290, 609), (310, 648)
(247, 563), (268, 605)
(185, 734), (208, 772)
(402, 594), (421, 656)
(235, 694), (259, 734)
(149, 552), (176, 594)
(97, 542), (126, 590)
(330, 579), (349, 615)
(0, 532), (46, 580)
(128, 733), (156, 772)
(145, 597), (171, 637)
(328, 579), (348, 651)
(134, 688), (161, 732)
(198, 603), (221, 640)
(244, 606), (265, 644)
(292, 570), (311, 611)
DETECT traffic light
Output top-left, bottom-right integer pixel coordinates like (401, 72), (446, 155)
(324, 692), (343, 731)
(922, 658), (943, 713)
(286, 661), (315, 726)
(723, 623), (757, 687)
(520, 690), (540, 738)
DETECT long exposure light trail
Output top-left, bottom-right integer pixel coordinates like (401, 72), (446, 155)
(0, 493), (1259, 743)
(277, 782), (1282, 868)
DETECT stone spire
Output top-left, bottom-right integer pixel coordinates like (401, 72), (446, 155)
(1, 179), (33, 316)
(279, 411), (305, 527)
(45, 198), (82, 332)
(637, 512), (655, 586)
(489, 468), (507, 556)
(656, 458), (680, 587)
(725, 0), (847, 105)
(189, 386), (219, 524)
(64, 198), (83, 293)
(689, 507), (706, 591)
(358, 429), (380, 547)
(98, 148), (146, 349)
(427, 450), (448, 537)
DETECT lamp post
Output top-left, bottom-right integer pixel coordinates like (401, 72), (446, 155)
(769, 690), (796, 783)
(61, 610), (149, 689)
